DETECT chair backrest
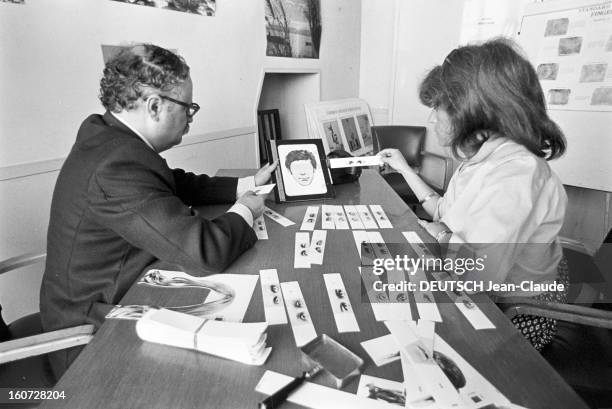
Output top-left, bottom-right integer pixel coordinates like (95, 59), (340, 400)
(257, 109), (282, 165)
(419, 152), (454, 193)
(372, 125), (426, 167)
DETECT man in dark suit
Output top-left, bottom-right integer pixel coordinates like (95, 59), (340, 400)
(40, 44), (276, 377)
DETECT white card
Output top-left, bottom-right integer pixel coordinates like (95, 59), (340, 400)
(370, 205), (393, 229)
(356, 375), (406, 407)
(309, 230), (327, 265)
(300, 206), (319, 231)
(386, 321), (463, 409)
(263, 206), (295, 227)
(402, 231), (437, 262)
(408, 266), (442, 322)
(323, 273), (359, 332)
(386, 264), (413, 319)
(281, 281), (317, 347)
(259, 269), (287, 325)
(294, 232), (311, 269)
(328, 156), (383, 168)
(202, 274), (259, 322)
(360, 334), (400, 367)
(358, 267), (397, 322)
(344, 205), (365, 230)
(355, 205), (379, 229)
(332, 205), (350, 229)
(431, 271), (495, 330)
(321, 205), (335, 229)
(254, 216), (268, 240)
(255, 371), (393, 409)
(252, 183), (275, 195)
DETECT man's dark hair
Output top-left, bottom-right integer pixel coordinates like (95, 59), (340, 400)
(99, 44), (190, 113)
(284, 149), (317, 171)
(419, 38), (565, 160)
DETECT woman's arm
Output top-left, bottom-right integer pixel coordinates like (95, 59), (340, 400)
(378, 149), (440, 217)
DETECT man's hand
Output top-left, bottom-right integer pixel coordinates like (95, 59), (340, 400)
(254, 161), (278, 186)
(237, 191), (265, 220)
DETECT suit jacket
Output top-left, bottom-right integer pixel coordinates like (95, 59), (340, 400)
(41, 112), (257, 336)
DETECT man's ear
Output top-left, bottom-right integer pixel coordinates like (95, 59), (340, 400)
(145, 95), (163, 121)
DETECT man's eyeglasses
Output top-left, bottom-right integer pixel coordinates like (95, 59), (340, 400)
(159, 95), (200, 118)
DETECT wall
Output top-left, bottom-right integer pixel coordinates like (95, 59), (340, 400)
(0, 0), (361, 323)
(359, 0), (612, 252)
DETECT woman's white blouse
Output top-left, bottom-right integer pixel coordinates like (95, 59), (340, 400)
(434, 137), (567, 295)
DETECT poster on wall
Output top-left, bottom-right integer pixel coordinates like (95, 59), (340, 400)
(304, 98), (375, 156)
(264, 0), (321, 58)
(110, 0), (216, 16)
(459, 0), (531, 44)
(518, 1), (612, 111)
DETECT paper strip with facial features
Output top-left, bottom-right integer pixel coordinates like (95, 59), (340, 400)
(254, 216), (268, 240)
(370, 205), (393, 228)
(355, 205), (379, 229)
(332, 205), (350, 230)
(263, 206), (295, 227)
(329, 155), (382, 168)
(321, 204), (336, 229)
(300, 206), (319, 231)
(323, 273), (359, 332)
(344, 205), (366, 230)
(281, 281), (317, 346)
(260, 269), (288, 325)
(294, 232), (311, 268)
(309, 230), (327, 265)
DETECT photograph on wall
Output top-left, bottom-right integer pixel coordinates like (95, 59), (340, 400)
(264, 0), (321, 58)
(267, 139), (334, 202)
(109, 0), (216, 16)
(304, 98), (375, 156)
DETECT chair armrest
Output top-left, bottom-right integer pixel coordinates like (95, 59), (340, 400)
(502, 301), (612, 329)
(419, 152), (453, 193)
(0, 324), (95, 364)
(0, 253), (45, 275)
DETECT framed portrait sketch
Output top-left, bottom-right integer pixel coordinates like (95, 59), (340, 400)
(267, 139), (334, 203)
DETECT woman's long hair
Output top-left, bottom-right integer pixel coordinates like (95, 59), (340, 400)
(419, 38), (566, 160)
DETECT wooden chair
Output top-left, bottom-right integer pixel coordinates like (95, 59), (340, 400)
(257, 109), (282, 165)
(0, 253), (94, 388)
(501, 230), (612, 408)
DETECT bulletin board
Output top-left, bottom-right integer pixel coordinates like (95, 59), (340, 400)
(517, 0), (612, 191)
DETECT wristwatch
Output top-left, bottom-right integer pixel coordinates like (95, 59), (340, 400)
(419, 192), (438, 205)
(435, 229), (452, 242)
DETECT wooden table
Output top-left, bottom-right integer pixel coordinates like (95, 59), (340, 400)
(42, 170), (587, 409)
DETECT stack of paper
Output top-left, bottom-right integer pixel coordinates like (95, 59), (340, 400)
(136, 308), (271, 366)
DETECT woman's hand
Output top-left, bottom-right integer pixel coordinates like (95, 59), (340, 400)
(417, 220), (452, 243)
(377, 149), (414, 175)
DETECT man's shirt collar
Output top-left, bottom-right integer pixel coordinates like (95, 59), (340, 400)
(109, 112), (156, 151)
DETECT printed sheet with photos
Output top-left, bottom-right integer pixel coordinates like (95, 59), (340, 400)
(305, 98), (375, 156)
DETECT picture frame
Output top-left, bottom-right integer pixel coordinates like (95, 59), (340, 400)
(267, 139), (335, 203)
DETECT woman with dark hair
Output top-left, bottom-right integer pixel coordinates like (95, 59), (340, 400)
(379, 38), (568, 350)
